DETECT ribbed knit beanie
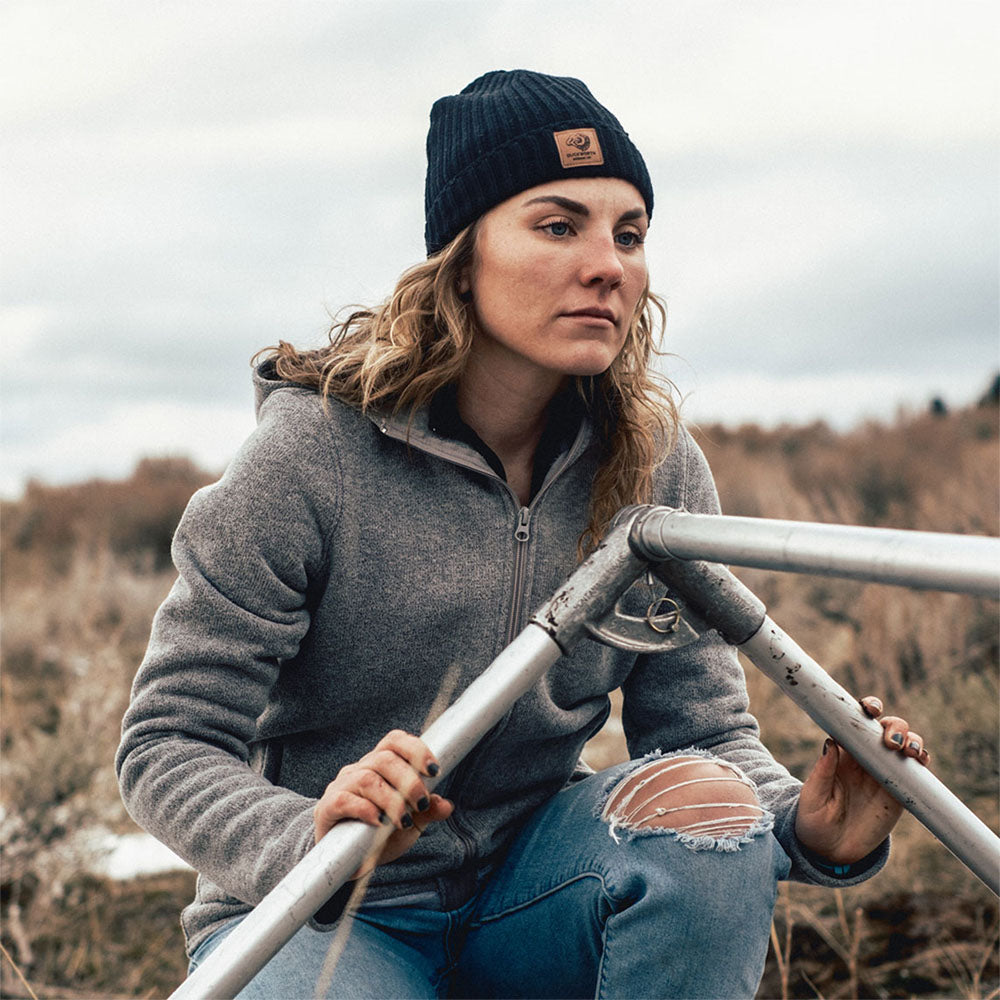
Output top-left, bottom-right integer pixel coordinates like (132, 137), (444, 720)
(424, 69), (653, 255)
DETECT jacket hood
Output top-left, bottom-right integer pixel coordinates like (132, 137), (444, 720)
(253, 359), (303, 419)
(250, 358), (435, 447)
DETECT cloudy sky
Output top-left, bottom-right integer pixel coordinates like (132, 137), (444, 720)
(2, 0), (997, 497)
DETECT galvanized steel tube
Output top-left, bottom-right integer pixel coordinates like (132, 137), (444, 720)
(645, 547), (1000, 896)
(631, 508), (1000, 597)
(741, 618), (1000, 896)
(170, 624), (564, 1000)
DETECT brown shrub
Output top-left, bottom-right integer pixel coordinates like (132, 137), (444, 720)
(1, 457), (214, 580)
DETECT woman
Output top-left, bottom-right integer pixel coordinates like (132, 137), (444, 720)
(117, 70), (928, 999)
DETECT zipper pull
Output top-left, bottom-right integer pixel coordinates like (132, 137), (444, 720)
(514, 506), (530, 542)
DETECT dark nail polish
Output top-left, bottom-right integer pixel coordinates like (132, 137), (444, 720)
(417, 796), (430, 812)
(908, 741), (921, 753)
(401, 813), (413, 829)
(427, 762), (440, 777)
(891, 733), (904, 746)
(379, 811), (390, 825)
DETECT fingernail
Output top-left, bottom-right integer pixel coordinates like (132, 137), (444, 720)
(427, 762), (440, 777)
(891, 733), (904, 746)
(379, 811), (391, 825)
(417, 796), (430, 812)
(401, 813), (413, 829)
(822, 738), (832, 755)
(908, 741), (921, 753)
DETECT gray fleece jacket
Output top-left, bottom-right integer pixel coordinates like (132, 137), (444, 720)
(116, 364), (886, 956)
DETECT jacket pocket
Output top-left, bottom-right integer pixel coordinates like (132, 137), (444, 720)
(248, 738), (284, 784)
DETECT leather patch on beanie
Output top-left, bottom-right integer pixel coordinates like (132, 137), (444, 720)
(553, 128), (604, 168)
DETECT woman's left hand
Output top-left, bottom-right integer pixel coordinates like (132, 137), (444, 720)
(794, 695), (930, 865)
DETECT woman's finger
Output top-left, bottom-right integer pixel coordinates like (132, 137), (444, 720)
(859, 695), (883, 718)
(374, 729), (440, 777)
(342, 763), (415, 826)
(314, 732), (447, 846)
(356, 749), (431, 818)
(878, 715), (909, 750)
(410, 794), (454, 833)
(876, 716), (930, 763)
(313, 787), (385, 841)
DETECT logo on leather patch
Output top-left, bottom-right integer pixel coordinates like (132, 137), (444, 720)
(553, 128), (604, 168)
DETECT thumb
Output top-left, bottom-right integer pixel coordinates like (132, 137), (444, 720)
(802, 738), (840, 807)
(418, 794), (454, 825)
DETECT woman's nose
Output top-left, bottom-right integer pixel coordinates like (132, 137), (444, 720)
(578, 235), (626, 289)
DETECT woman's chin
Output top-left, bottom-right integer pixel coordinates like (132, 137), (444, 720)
(555, 348), (620, 378)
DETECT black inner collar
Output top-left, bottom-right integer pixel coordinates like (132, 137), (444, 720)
(428, 384), (584, 502)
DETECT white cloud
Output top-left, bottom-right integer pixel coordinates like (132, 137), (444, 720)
(649, 163), (887, 310)
(1, 0), (996, 497)
(620, 2), (998, 154)
(0, 303), (59, 361)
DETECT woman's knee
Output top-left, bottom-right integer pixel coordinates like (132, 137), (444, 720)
(590, 755), (784, 966)
(600, 753), (771, 846)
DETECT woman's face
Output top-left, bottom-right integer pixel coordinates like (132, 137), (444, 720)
(465, 177), (649, 386)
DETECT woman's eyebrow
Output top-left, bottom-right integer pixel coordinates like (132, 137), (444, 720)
(618, 208), (647, 224)
(522, 195), (590, 215)
(521, 195), (647, 225)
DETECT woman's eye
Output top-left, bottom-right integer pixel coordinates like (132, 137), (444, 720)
(540, 220), (573, 237)
(616, 231), (644, 248)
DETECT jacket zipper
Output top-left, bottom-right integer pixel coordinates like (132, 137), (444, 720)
(376, 415), (582, 872)
(445, 504), (531, 866)
(505, 506), (531, 646)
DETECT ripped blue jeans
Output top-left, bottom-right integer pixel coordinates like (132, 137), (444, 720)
(189, 753), (791, 999)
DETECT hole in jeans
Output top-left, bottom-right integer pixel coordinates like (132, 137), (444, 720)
(600, 753), (772, 849)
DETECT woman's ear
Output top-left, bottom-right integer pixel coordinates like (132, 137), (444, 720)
(456, 222), (478, 303)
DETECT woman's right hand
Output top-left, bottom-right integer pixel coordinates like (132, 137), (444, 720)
(313, 729), (453, 879)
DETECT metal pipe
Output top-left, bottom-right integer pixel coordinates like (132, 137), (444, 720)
(170, 512), (999, 997)
(648, 549), (1000, 897)
(742, 618), (1000, 896)
(171, 526), (647, 999)
(171, 624), (565, 1000)
(631, 508), (1000, 597)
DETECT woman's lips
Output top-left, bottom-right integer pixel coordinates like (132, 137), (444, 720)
(562, 307), (616, 324)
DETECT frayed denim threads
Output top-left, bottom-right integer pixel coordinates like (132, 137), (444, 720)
(598, 748), (776, 848)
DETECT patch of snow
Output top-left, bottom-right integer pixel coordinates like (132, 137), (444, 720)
(80, 830), (192, 880)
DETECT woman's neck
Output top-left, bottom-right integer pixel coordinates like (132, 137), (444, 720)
(456, 353), (565, 506)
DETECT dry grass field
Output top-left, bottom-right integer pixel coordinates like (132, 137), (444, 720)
(1, 394), (997, 999)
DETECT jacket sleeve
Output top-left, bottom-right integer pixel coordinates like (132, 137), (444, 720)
(620, 428), (888, 886)
(115, 389), (345, 909)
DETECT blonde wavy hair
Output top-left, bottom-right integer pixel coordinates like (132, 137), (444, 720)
(260, 223), (680, 554)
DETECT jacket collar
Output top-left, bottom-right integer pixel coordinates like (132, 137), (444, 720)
(368, 396), (594, 497)
(252, 359), (594, 497)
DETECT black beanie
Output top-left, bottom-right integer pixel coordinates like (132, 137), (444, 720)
(424, 69), (654, 256)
